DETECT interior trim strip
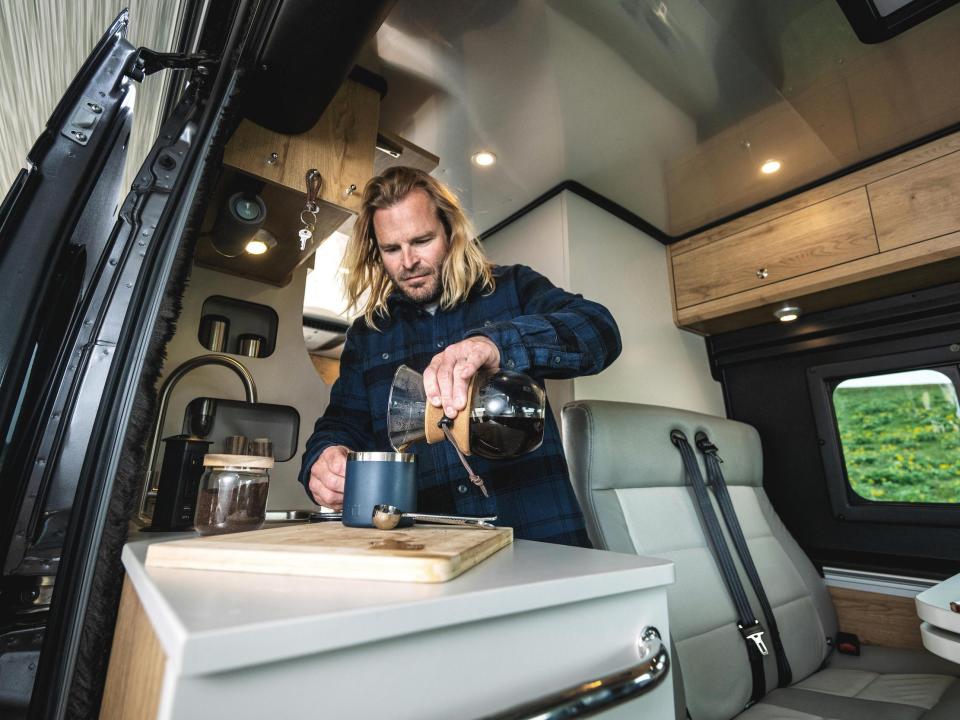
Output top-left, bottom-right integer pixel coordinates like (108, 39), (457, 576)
(824, 566), (937, 598)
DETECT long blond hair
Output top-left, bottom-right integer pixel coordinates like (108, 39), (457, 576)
(343, 167), (495, 328)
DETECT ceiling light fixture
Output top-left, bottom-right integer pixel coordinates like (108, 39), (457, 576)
(244, 229), (277, 255)
(471, 151), (497, 167)
(773, 304), (801, 323)
(760, 159), (781, 175)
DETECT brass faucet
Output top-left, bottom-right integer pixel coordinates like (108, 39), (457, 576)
(138, 354), (258, 521)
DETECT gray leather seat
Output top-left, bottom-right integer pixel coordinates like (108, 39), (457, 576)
(562, 401), (960, 720)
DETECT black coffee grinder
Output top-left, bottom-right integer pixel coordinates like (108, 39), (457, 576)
(150, 434), (212, 531)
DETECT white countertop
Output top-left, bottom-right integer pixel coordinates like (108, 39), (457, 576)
(123, 526), (674, 678)
(916, 573), (960, 663)
(916, 573), (960, 635)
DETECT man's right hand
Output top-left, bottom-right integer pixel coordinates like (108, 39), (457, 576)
(308, 445), (350, 509)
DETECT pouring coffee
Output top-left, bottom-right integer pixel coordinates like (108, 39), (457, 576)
(386, 364), (546, 459)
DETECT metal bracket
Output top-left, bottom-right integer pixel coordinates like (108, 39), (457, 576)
(126, 48), (219, 81)
(60, 98), (105, 146)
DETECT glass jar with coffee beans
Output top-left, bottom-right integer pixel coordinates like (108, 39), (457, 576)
(195, 454), (272, 535)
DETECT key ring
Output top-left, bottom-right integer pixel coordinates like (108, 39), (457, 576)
(305, 169), (322, 213)
(300, 209), (318, 226)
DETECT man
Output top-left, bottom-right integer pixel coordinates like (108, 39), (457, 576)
(299, 166), (620, 546)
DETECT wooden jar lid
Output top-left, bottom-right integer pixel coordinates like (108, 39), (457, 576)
(202, 454), (275, 469)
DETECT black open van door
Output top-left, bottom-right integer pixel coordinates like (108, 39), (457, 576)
(0, 6), (253, 718)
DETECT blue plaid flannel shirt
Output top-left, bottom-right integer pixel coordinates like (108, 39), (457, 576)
(298, 264), (621, 546)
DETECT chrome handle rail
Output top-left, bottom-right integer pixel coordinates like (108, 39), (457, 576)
(480, 626), (669, 720)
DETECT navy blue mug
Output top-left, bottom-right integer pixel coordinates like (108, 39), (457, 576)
(342, 451), (417, 528)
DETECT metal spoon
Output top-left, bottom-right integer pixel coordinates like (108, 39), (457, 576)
(371, 504), (498, 530)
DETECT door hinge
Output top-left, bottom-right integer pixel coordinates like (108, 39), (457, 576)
(126, 48), (219, 82)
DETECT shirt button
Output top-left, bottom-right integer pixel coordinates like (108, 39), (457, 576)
(553, 356), (561, 364)
(506, 359), (515, 368)
(436, 341), (444, 348)
(483, 320), (493, 327)
(381, 352), (389, 360)
(458, 484), (469, 494)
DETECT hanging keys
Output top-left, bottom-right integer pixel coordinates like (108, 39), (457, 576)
(299, 169), (322, 251)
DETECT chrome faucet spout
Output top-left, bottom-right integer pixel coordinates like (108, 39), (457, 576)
(139, 354), (258, 522)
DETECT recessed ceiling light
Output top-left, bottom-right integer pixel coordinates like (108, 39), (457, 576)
(773, 304), (801, 323)
(245, 229), (277, 255)
(471, 151), (497, 167)
(761, 159), (781, 175)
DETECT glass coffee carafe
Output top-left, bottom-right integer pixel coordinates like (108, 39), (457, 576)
(387, 364), (546, 459)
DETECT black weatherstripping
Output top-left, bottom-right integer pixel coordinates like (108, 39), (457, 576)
(17, 3), (257, 717)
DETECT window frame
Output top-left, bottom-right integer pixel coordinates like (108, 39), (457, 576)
(808, 344), (960, 527)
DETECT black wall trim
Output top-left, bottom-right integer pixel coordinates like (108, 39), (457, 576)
(478, 180), (672, 244)
(478, 122), (960, 248)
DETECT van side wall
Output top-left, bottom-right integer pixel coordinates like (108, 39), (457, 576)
(482, 189), (725, 418)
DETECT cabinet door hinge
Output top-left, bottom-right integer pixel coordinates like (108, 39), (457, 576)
(126, 48), (220, 82)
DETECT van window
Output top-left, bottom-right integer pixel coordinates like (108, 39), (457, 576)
(833, 369), (960, 504)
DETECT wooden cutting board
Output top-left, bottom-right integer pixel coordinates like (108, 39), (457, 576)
(144, 522), (513, 583)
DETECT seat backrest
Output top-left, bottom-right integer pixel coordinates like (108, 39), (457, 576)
(562, 400), (838, 720)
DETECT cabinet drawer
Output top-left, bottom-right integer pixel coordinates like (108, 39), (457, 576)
(868, 150), (960, 251)
(672, 188), (878, 309)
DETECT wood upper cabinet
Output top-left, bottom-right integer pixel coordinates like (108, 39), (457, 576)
(868, 149), (960, 251)
(672, 188), (878, 309)
(222, 79), (379, 214)
(668, 131), (960, 335)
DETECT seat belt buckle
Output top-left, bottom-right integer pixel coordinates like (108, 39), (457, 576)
(836, 631), (861, 656)
(739, 621), (770, 656)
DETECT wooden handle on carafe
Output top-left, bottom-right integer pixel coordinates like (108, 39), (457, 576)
(424, 375), (476, 454)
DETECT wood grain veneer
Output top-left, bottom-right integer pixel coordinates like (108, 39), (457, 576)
(223, 80), (379, 214)
(829, 586), (924, 651)
(868, 150), (960, 252)
(100, 577), (166, 720)
(672, 189), (878, 309)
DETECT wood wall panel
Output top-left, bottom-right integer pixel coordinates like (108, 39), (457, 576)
(829, 586), (924, 651)
(100, 577), (166, 720)
(223, 80), (379, 214)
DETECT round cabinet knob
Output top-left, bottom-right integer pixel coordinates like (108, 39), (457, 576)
(756, 267), (769, 279)
(266, 152), (279, 166)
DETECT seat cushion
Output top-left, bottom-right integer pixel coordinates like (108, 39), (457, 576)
(736, 646), (960, 719)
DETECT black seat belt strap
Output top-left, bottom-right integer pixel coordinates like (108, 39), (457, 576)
(695, 432), (793, 689)
(670, 430), (767, 706)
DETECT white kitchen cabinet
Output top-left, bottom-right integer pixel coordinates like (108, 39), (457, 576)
(102, 530), (674, 720)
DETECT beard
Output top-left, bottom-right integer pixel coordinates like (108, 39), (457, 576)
(392, 265), (442, 305)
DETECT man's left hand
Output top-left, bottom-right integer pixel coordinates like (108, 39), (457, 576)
(423, 336), (500, 418)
